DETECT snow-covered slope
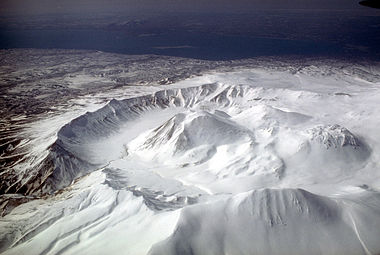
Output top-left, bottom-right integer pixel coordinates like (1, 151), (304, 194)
(1, 56), (380, 255)
(150, 188), (380, 255)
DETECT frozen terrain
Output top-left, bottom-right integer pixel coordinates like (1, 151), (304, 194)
(1, 50), (380, 254)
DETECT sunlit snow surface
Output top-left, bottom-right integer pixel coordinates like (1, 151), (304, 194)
(1, 50), (380, 255)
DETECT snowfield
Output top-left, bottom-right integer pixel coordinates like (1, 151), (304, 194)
(1, 50), (380, 255)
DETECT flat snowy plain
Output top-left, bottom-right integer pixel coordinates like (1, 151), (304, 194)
(1, 50), (380, 255)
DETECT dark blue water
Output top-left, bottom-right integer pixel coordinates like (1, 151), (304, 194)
(0, 29), (354, 60)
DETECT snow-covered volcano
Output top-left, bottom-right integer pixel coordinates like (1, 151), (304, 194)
(1, 53), (380, 255)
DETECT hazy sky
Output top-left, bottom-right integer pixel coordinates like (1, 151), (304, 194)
(0, 0), (369, 15)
